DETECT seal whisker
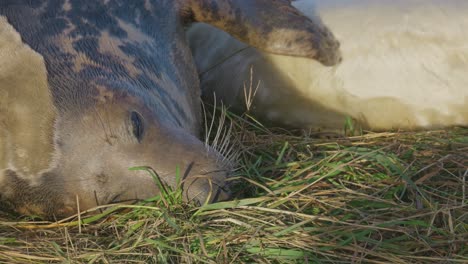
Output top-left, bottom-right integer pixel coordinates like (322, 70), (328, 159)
(222, 140), (240, 164)
(205, 95), (218, 149)
(201, 100), (210, 150)
(217, 121), (233, 158)
(0, 0), (333, 218)
(204, 101), (239, 166)
(201, 97), (217, 151)
(210, 103), (226, 152)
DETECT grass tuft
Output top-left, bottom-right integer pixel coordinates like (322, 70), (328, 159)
(1, 111), (467, 263)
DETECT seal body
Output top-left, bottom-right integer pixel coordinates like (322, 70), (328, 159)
(188, 0), (468, 132)
(0, 0), (340, 217)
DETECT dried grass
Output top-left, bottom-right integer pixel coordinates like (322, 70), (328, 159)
(0, 111), (466, 263)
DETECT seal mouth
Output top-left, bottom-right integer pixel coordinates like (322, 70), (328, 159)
(211, 182), (231, 202)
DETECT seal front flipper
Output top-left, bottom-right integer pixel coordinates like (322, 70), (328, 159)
(186, 0), (341, 66)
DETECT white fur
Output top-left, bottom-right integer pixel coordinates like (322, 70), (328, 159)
(188, 0), (468, 131)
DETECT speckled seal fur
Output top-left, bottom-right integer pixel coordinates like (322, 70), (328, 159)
(0, 0), (340, 218)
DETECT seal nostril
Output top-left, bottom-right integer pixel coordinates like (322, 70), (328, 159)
(212, 189), (223, 202)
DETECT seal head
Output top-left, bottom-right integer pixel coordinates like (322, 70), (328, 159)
(0, 0), (340, 218)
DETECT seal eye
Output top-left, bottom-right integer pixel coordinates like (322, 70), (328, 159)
(130, 111), (144, 143)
